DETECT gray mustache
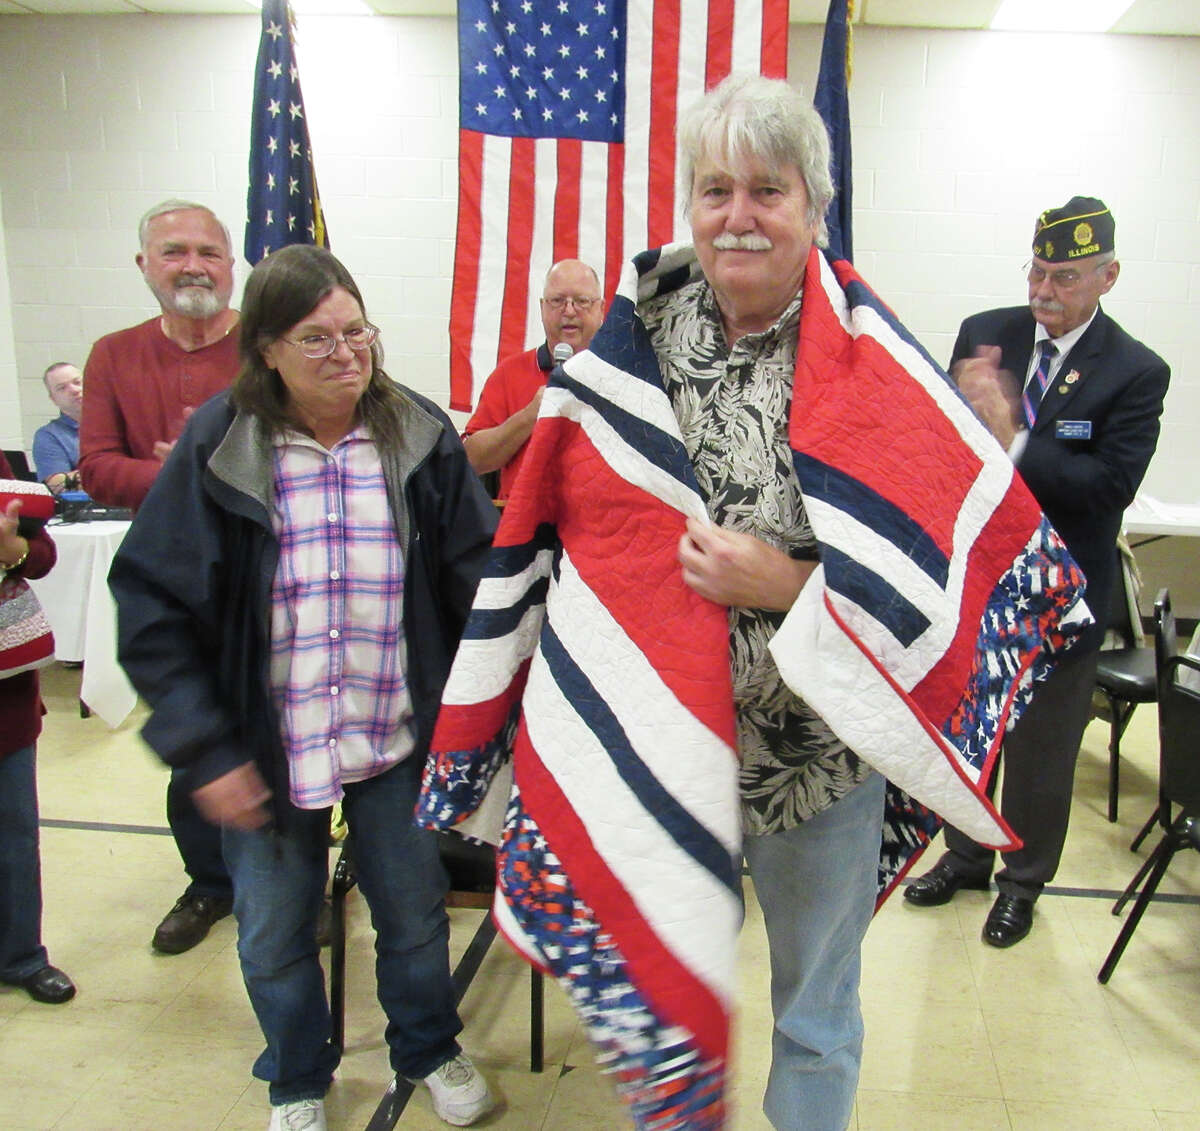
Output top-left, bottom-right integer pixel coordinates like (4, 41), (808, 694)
(1031, 298), (1063, 314)
(712, 232), (773, 251)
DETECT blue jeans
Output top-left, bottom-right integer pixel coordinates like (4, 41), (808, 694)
(0, 745), (50, 982)
(222, 754), (462, 1105)
(743, 771), (885, 1131)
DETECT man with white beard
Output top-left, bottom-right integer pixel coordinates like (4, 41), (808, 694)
(80, 200), (238, 955)
(81, 200), (239, 511)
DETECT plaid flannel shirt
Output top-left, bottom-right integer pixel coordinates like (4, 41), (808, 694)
(269, 427), (414, 808)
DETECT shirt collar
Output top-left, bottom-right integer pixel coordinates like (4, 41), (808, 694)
(696, 282), (804, 353)
(1034, 305), (1099, 356)
(272, 422), (370, 452)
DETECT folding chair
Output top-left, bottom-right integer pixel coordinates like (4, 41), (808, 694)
(1092, 541), (1155, 822)
(328, 834), (545, 1071)
(1098, 589), (1200, 983)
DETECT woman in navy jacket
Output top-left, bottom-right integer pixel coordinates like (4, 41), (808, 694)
(109, 246), (497, 1130)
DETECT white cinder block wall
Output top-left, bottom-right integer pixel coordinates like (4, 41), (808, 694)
(1, 15), (1197, 513)
(0, 210), (19, 446)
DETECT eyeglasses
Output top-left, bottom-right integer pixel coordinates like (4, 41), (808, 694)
(541, 295), (600, 311)
(1024, 261), (1106, 291)
(281, 324), (379, 359)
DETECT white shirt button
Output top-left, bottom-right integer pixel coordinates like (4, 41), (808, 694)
(330, 686), (340, 696)
(329, 628), (340, 640)
(330, 570), (340, 581)
(327, 512), (338, 523)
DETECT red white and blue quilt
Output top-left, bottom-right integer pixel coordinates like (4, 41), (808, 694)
(418, 243), (1091, 1129)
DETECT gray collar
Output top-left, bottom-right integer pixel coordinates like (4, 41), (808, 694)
(205, 387), (445, 532)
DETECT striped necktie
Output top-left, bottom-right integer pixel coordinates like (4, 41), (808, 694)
(1022, 340), (1056, 428)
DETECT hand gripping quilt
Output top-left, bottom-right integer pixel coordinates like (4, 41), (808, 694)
(418, 243), (1091, 1129)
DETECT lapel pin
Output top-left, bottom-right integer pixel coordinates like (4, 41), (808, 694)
(1064, 370), (1080, 384)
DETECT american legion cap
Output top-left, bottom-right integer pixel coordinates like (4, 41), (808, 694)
(1032, 196), (1115, 263)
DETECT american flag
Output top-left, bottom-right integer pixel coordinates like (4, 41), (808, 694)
(448, 0), (790, 411)
(244, 0), (329, 265)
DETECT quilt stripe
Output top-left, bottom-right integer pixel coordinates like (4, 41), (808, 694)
(533, 629), (740, 896)
(795, 452), (952, 587)
(524, 418), (734, 747)
(495, 751), (730, 1125)
(514, 718), (737, 1063)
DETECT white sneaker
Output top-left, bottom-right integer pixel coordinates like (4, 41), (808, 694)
(267, 1098), (327, 1131)
(420, 1053), (494, 1126)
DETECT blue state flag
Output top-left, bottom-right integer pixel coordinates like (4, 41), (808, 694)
(814, 0), (853, 263)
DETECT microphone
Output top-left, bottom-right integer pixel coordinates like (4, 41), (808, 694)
(552, 342), (574, 365)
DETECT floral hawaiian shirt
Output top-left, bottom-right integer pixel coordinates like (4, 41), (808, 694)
(642, 278), (869, 834)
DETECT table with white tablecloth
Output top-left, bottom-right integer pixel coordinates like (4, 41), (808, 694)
(27, 519), (136, 727)
(1123, 495), (1200, 541)
(1121, 494), (1200, 626)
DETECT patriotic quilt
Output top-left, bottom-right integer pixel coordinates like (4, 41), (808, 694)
(419, 243), (1091, 1129)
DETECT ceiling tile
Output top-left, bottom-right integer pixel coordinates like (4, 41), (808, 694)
(1114, 0), (1200, 36)
(1, 0), (139, 10)
(0, 0), (1195, 36)
(366, 1), (454, 12)
(860, 0), (1001, 28)
(137, 0), (257, 11)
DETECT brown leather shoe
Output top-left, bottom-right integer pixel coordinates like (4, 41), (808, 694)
(152, 892), (234, 954)
(903, 860), (991, 907)
(9, 964), (76, 1004)
(982, 893), (1034, 947)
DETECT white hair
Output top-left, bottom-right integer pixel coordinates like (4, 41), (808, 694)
(138, 199), (232, 254)
(678, 74), (835, 246)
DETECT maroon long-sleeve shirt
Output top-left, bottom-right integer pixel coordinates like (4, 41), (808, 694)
(79, 317), (238, 509)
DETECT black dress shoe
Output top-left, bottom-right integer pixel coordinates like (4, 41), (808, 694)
(982, 893), (1034, 948)
(19, 965), (76, 1004)
(903, 860), (990, 907)
(152, 892), (234, 954)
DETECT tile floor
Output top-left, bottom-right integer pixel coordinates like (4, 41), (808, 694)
(2, 663), (1197, 1130)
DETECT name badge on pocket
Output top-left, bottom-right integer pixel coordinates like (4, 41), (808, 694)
(1056, 420), (1092, 440)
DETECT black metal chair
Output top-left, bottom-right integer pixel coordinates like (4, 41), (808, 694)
(1093, 547), (1156, 822)
(1098, 589), (1200, 983)
(328, 834), (545, 1071)
(2, 449), (38, 482)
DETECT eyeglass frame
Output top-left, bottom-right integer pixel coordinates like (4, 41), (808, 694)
(279, 323), (381, 359)
(1023, 258), (1110, 292)
(540, 295), (601, 311)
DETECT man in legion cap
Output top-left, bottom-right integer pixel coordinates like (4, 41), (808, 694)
(903, 196), (1171, 946)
